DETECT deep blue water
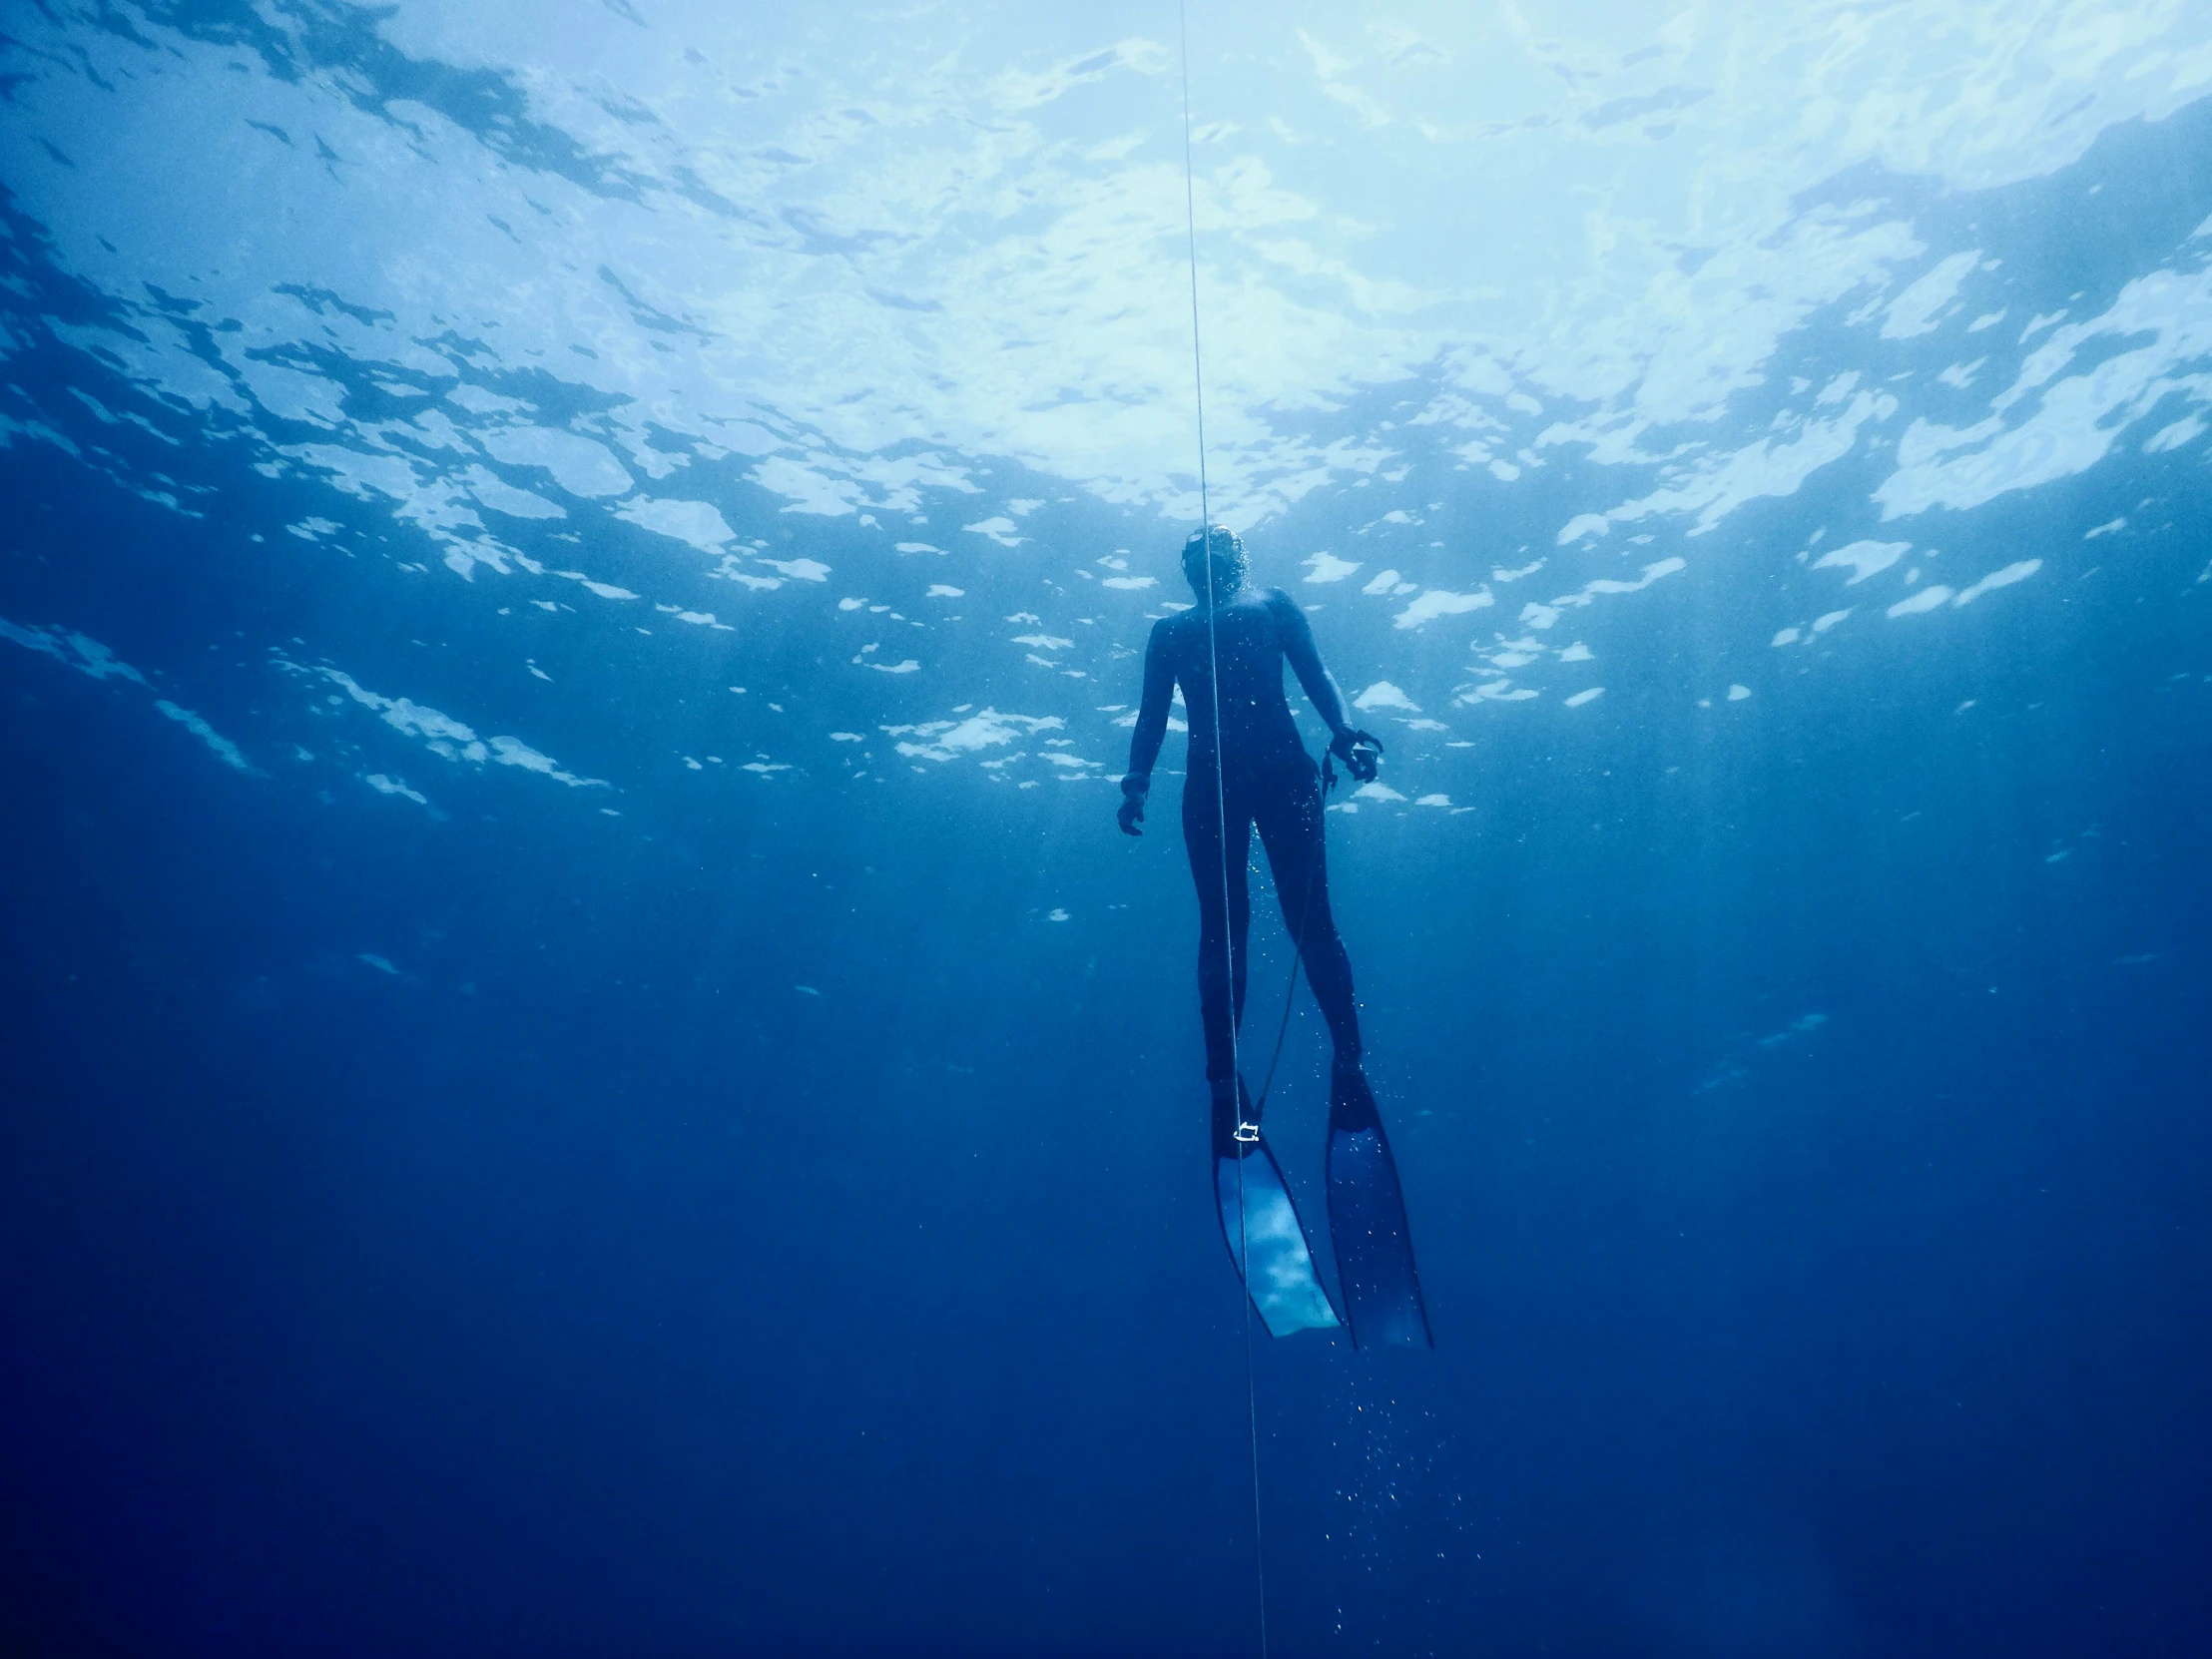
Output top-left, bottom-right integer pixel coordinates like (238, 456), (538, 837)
(5, 5), (2212, 1656)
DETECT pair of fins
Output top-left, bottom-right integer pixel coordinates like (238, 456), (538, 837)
(1214, 1062), (1432, 1350)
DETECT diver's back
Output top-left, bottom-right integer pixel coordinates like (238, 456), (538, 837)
(1170, 592), (1303, 767)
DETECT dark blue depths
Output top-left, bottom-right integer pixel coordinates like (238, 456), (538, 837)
(6, 79), (2212, 1659)
(9, 464), (2212, 1659)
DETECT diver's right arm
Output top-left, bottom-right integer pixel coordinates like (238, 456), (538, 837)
(1119, 620), (1176, 835)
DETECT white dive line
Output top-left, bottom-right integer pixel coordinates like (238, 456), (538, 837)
(1178, 5), (1268, 1657)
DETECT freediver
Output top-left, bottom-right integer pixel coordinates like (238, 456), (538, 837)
(1117, 525), (1432, 1349)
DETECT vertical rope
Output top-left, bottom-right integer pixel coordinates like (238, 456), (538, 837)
(1178, 7), (1267, 1657)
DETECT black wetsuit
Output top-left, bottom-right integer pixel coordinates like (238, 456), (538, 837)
(1125, 587), (1364, 1118)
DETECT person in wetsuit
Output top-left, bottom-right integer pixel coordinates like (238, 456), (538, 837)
(1117, 525), (1382, 1124)
(1116, 525), (1431, 1347)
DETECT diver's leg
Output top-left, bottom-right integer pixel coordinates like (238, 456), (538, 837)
(1183, 768), (1253, 1110)
(1222, 765), (1255, 1036)
(1253, 757), (1363, 1066)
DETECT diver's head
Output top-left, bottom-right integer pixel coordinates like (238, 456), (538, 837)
(1182, 524), (1249, 607)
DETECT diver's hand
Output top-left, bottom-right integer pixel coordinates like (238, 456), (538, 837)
(1117, 774), (1149, 835)
(1330, 727), (1383, 784)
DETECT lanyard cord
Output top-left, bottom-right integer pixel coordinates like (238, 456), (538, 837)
(1249, 756), (1338, 1122)
(1178, 7), (1267, 1657)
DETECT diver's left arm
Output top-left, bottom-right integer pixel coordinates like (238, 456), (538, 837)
(1118, 620), (1176, 834)
(1272, 590), (1382, 781)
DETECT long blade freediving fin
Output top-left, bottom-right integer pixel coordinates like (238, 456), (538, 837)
(1217, 1130), (1341, 1339)
(1326, 1064), (1433, 1350)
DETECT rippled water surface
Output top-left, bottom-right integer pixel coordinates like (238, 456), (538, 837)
(5, 4), (2211, 1655)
